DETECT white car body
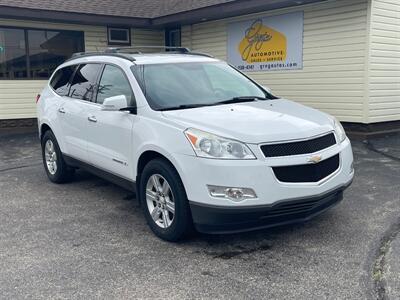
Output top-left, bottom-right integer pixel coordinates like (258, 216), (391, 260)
(37, 52), (354, 236)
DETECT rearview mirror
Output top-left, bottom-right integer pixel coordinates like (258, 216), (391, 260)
(101, 95), (128, 111)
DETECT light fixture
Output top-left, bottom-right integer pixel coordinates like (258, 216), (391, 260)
(208, 185), (257, 202)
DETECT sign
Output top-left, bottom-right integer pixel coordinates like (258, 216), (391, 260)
(227, 12), (303, 72)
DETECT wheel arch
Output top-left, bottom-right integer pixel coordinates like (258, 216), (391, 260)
(137, 150), (182, 181)
(40, 123), (52, 140)
(136, 149), (188, 203)
(39, 121), (66, 153)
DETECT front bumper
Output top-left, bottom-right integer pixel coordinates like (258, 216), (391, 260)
(173, 137), (354, 233)
(190, 181), (352, 234)
(176, 137), (354, 207)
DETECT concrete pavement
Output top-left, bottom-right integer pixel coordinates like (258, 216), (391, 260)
(0, 132), (399, 299)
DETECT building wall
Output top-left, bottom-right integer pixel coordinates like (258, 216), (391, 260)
(182, 0), (370, 123)
(1, 0), (398, 124)
(0, 18), (164, 120)
(367, 0), (400, 123)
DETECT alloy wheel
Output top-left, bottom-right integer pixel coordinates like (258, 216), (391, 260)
(145, 174), (175, 229)
(44, 140), (58, 175)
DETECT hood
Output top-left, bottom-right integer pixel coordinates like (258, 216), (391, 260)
(161, 99), (335, 144)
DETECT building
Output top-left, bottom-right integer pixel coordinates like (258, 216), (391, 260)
(0, 0), (399, 130)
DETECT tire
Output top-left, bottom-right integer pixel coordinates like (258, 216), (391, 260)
(140, 158), (193, 242)
(41, 130), (74, 183)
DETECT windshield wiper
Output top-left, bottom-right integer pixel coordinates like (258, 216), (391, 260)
(159, 103), (214, 111)
(214, 96), (269, 105)
(159, 96), (269, 111)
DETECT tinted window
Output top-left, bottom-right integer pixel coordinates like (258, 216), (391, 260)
(166, 28), (181, 47)
(0, 28), (27, 79)
(27, 30), (84, 79)
(69, 64), (101, 101)
(108, 28), (130, 45)
(96, 65), (134, 105)
(0, 27), (84, 80)
(50, 65), (76, 96)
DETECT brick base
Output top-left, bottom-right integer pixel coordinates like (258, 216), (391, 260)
(0, 118), (38, 135)
(343, 121), (400, 139)
(0, 118), (37, 128)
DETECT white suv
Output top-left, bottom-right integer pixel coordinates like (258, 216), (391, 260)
(37, 47), (354, 241)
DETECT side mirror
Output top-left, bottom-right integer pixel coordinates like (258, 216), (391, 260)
(263, 86), (273, 95)
(101, 95), (128, 111)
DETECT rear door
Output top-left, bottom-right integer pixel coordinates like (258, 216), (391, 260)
(58, 63), (102, 162)
(47, 64), (76, 152)
(85, 64), (136, 180)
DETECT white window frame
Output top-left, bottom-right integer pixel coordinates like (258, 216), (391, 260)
(107, 27), (131, 46)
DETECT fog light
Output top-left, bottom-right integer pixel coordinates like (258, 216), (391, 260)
(207, 185), (257, 202)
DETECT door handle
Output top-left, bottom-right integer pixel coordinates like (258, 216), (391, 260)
(58, 107), (66, 114)
(88, 116), (97, 123)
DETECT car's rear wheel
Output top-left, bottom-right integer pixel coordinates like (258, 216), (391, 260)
(140, 158), (193, 241)
(41, 130), (74, 183)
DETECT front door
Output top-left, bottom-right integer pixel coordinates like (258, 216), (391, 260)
(86, 64), (136, 180)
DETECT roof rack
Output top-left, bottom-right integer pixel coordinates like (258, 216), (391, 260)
(67, 51), (136, 62)
(67, 46), (214, 62)
(105, 46), (191, 54)
(105, 46), (214, 58)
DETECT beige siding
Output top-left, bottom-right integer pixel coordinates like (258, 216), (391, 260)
(368, 0), (400, 123)
(2, 0), (399, 124)
(182, 0), (370, 123)
(132, 29), (164, 47)
(0, 19), (163, 119)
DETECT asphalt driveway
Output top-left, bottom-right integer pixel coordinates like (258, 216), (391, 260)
(0, 132), (399, 299)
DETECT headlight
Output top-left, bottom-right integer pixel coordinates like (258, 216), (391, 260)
(333, 117), (346, 143)
(184, 128), (256, 159)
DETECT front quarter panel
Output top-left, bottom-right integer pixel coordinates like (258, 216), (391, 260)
(132, 109), (195, 182)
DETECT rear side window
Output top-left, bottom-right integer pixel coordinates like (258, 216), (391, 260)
(69, 64), (102, 101)
(96, 65), (135, 105)
(50, 65), (76, 96)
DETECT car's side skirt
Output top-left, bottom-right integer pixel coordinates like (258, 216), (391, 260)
(63, 154), (137, 193)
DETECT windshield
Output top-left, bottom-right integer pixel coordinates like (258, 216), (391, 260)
(131, 62), (275, 111)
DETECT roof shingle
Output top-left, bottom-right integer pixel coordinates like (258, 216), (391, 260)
(0, 0), (237, 19)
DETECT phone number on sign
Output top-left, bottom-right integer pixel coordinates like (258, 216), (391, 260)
(236, 62), (299, 71)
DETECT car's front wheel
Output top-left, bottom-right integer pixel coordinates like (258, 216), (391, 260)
(140, 158), (193, 241)
(41, 130), (74, 183)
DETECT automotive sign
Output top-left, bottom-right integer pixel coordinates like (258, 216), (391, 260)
(227, 12), (304, 72)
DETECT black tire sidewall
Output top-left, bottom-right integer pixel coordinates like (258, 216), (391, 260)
(140, 158), (192, 241)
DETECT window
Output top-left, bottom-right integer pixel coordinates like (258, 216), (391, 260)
(50, 65), (77, 96)
(28, 30), (84, 79)
(165, 28), (181, 47)
(69, 64), (102, 101)
(0, 28), (27, 79)
(107, 27), (131, 46)
(133, 62), (268, 111)
(96, 65), (134, 105)
(204, 64), (251, 95)
(0, 26), (84, 80)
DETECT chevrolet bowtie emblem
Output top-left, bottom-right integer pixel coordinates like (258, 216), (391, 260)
(308, 154), (322, 164)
